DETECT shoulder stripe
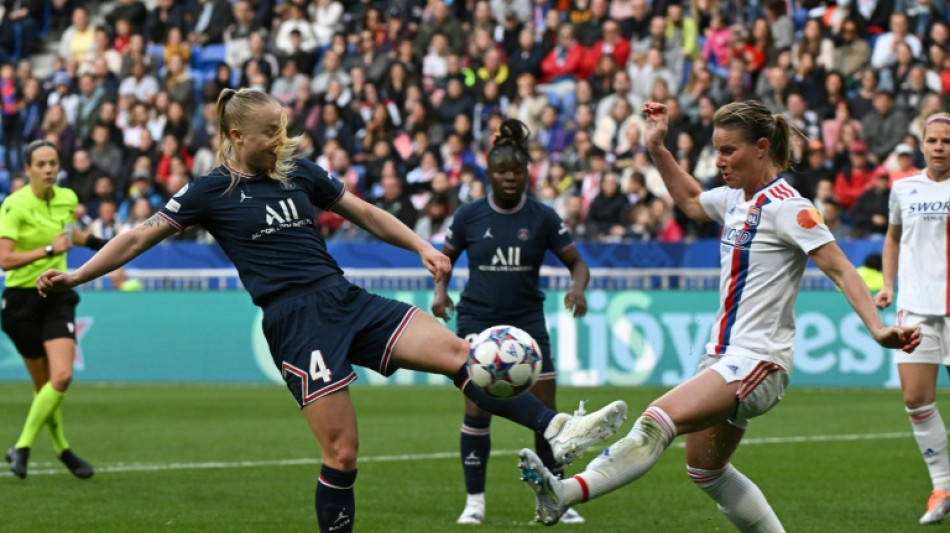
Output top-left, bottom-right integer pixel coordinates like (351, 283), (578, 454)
(157, 212), (184, 231)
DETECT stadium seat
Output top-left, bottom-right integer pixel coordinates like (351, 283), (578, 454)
(197, 44), (227, 70)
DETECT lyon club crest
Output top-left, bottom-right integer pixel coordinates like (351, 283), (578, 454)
(746, 206), (761, 226)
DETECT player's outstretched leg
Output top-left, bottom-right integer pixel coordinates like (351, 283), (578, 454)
(907, 402), (950, 524)
(687, 464), (785, 532)
(519, 406), (676, 525)
(458, 415), (491, 524)
(452, 367), (627, 464)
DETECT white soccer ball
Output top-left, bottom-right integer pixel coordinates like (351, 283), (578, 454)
(466, 325), (543, 399)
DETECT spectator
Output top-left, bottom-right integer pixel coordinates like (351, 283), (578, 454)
(145, 0), (186, 45)
(75, 74), (105, 141)
(163, 53), (195, 114)
(648, 197), (683, 242)
(850, 172), (890, 238)
(118, 59), (159, 106)
(507, 72), (548, 135)
(374, 165), (418, 229)
(862, 90), (910, 164)
(223, 0), (260, 71)
(821, 197), (850, 241)
(275, 3), (318, 55)
(186, 0), (232, 46)
(118, 173), (163, 223)
(87, 123), (123, 184)
(88, 198), (121, 240)
(415, 1), (465, 54)
(241, 31), (279, 87)
(534, 105), (571, 155)
(270, 60), (308, 106)
(435, 76), (474, 133)
(834, 141), (884, 211)
(887, 143), (921, 186)
(507, 28), (544, 91)
(311, 0), (344, 48)
(59, 7), (95, 64)
(586, 172), (629, 239)
(792, 139), (835, 201)
(784, 92), (820, 141)
(539, 24), (585, 94)
(871, 13), (922, 70)
(106, 0), (147, 35)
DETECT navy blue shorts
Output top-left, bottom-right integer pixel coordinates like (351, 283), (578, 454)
(457, 314), (555, 381)
(261, 280), (418, 407)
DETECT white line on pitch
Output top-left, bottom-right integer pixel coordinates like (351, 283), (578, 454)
(0, 430), (915, 478)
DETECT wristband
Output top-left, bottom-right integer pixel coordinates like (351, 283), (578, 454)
(85, 236), (108, 251)
(44, 244), (54, 257)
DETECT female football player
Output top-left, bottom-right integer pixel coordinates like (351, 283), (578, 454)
(36, 88), (627, 533)
(1, 140), (109, 479)
(432, 119), (591, 524)
(518, 100), (921, 530)
(876, 113), (950, 525)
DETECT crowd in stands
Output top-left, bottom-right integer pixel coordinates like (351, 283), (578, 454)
(0, 0), (939, 243)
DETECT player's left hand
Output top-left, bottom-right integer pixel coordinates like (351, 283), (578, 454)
(871, 325), (922, 353)
(564, 290), (587, 318)
(421, 247), (451, 282)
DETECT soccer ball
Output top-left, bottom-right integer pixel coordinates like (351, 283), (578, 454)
(466, 325), (543, 399)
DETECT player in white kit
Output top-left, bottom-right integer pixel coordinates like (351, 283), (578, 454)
(876, 113), (950, 525)
(518, 100), (922, 531)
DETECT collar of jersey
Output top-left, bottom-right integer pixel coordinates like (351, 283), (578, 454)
(223, 161), (260, 179)
(488, 192), (527, 214)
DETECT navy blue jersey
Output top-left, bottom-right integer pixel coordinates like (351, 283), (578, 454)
(445, 195), (574, 320)
(158, 159), (346, 307)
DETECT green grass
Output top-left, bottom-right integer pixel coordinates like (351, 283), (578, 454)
(0, 383), (937, 532)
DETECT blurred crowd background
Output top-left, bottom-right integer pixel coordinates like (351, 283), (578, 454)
(0, 0), (935, 244)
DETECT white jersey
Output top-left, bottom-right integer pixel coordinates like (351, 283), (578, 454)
(699, 178), (835, 370)
(889, 172), (950, 315)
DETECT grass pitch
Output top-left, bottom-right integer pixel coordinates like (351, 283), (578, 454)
(0, 383), (936, 532)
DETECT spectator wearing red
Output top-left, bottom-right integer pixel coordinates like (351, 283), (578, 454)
(833, 141), (884, 211)
(155, 134), (193, 185)
(539, 24), (586, 84)
(888, 143), (920, 186)
(580, 19), (630, 79)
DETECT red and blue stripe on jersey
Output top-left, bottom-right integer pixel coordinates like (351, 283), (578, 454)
(714, 181), (796, 355)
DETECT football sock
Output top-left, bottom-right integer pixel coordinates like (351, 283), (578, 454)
(453, 366), (556, 433)
(46, 405), (70, 455)
(560, 406), (676, 506)
(687, 463), (786, 532)
(460, 415), (491, 494)
(15, 382), (64, 449)
(315, 465), (357, 533)
(535, 429), (564, 479)
(907, 402), (950, 491)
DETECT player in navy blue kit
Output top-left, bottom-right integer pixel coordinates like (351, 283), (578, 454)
(433, 119), (592, 524)
(36, 89), (627, 533)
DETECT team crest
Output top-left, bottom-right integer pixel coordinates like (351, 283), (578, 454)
(173, 183), (190, 198)
(518, 228), (530, 241)
(280, 180), (296, 190)
(745, 206), (761, 226)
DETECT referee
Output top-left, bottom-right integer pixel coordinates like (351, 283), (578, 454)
(0, 140), (108, 479)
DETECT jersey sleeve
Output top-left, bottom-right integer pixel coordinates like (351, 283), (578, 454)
(0, 198), (22, 241)
(297, 158), (345, 210)
(888, 184), (902, 226)
(698, 186), (731, 224)
(775, 197), (835, 253)
(543, 205), (575, 252)
(444, 203), (469, 251)
(158, 178), (209, 230)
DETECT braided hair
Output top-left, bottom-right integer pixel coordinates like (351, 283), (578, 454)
(488, 118), (531, 168)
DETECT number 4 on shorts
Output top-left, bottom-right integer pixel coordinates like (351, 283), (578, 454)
(309, 350), (332, 383)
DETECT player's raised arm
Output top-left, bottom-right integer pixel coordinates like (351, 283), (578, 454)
(642, 102), (710, 221)
(330, 192), (451, 281)
(37, 214), (177, 296)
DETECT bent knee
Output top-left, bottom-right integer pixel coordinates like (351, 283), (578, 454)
(323, 446), (358, 471)
(904, 395), (937, 410)
(48, 373), (72, 392)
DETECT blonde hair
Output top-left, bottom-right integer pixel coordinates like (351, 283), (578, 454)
(713, 100), (799, 171)
(216, 88), (301, 190)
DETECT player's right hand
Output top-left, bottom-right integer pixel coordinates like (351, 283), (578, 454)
(874, 287), (893, 309)
(431, 292), (455, 322)
(36, 269), (77, 297)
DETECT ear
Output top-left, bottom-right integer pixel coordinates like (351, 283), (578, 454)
(230, 127), (243, 145)
(756, 137), (769, 158)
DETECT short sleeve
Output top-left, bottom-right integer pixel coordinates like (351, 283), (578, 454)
(543, 206), (574, 253)
(0, 199), (21, 241)
(444, 203), (469, 251)
(775, 197), (835, 253)
(297, 159), (345, 210)
(888, 185), (902, 226)
(698, 187), (732, 224)
(158, 179), (209, 230)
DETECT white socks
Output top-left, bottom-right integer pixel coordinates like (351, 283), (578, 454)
(688, 464), (785, 533)
(907, 402), (950, 491)
(560, 406), (677, 506)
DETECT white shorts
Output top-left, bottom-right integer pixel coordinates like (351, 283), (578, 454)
(698, 354), (790, 430)
(896, 310), (950, 366)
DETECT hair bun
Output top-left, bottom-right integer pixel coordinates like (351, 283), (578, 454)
(495, 118), (529, 148)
